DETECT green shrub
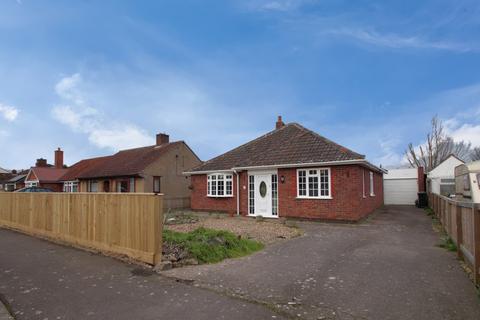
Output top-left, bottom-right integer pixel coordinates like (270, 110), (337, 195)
(163, 228), (264, 263)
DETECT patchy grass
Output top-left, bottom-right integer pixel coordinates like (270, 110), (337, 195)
(163, 227), (264, 264)
(424, 207), (435, 217)
(437, 236), (457, 252)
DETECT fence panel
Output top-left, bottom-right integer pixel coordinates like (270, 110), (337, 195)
(429, 193), (480, 284)
(0, 193), (163, 265)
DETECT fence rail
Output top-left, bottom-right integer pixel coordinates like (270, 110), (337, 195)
(430, 193), (480, 284)
(0, 192), (163, 265)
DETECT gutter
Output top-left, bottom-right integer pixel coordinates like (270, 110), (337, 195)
(233, 169), (240, 216)
(184, 159), (386, 175)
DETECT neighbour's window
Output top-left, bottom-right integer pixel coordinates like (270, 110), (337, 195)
(369, 172), (375, 196)
(477, 174), (480, 189)
(297, 168), (330, 199)
(129, 178), (135, 192)
(464, 175), (470, 191)
(153, 176), (161, 193)
(63, 181), (78, 193)
(103, 180), (110, 192)
(26, 182), (38, 188)
(116, 180), (128, 193)
(207, 173), (233, 197)
(89, 181), (98, 192)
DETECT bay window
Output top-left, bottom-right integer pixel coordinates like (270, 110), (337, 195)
(207, 173), (233, 197)
(297, 168), (331, 199)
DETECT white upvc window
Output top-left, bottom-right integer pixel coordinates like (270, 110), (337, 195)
(63, 181), (78, 193)
(297, 168), (331, 199)
(26, 181), (38, 188)
(369, 172), (375, 196)
(207, 173), (233, 197)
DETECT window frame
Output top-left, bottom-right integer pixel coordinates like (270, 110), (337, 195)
(63, 181), (78, 193)
(153, 176), (161, 194)
(26, 181), (38, 188)
(362, 170), (366, 198)
(207, 173), (233, 197)
(296, 168), (332, 199)
(369, 171), (375, 196)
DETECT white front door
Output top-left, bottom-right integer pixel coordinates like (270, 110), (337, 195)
(254, 174), (272, 216)
(249, 170), (278, 218)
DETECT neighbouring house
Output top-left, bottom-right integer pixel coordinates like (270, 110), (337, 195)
(4, 174), (27, 191)
(0, 167), (11, 191)
(60, 133), (202, 210)
(185, 116), (385, 221)
(427, 154), (464, 197)
(383, 167), (426, 205)
(24, 148), (69, 192)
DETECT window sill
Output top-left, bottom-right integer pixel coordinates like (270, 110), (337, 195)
(207, 195), (234, 198)
(296, 196), (332, 200)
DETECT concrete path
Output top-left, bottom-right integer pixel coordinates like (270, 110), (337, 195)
(164, 206), (480, 320)
(0, 229), (286, 320)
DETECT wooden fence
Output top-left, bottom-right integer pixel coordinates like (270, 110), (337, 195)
(0, 193), (163, 265)
(430, 193), (480, 284)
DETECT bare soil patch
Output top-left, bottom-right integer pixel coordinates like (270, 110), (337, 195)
(164, 211), (302, 245)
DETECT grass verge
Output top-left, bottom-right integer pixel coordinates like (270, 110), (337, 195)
(163, 227), (264, 264)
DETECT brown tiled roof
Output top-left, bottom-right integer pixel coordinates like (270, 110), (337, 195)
(31, 167), (69, 183)
(60, 155), (113, 181)
(62, 142), (182, 180)
(191, 123), (365, 172)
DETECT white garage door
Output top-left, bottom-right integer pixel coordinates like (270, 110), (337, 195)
(384, 179), (418, 205)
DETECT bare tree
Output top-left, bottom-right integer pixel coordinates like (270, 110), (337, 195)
(405, 116), (471, 171)
(472, 147), (480, 161)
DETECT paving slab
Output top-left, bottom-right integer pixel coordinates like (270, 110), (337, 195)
(164, 206), (480, 320)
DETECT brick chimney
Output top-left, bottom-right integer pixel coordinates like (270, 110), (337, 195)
(275, 115), (285, 130)
(36, 158), (47, 167)
(156, 133), (170, 146)
(54, 148), (64, 169)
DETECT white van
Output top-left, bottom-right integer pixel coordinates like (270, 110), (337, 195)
(455, 161), (480, 203)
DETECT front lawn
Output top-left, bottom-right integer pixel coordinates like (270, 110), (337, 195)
(163, 227), (264, 264)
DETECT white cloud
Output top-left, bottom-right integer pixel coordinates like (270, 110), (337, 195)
(325, 28), (474, 52)
(51, 74), (153, 151)
(0, 103), (19, 122)
(450, 124), (480, 146)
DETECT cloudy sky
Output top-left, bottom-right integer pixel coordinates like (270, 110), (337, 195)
(1, 0), (480, 169)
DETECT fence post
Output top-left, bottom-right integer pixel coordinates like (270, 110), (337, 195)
(456, 204), (463, 260)
(153, 194), (164, 266)
(474, 206), (480, 285)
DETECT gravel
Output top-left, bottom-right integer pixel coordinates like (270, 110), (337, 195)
(165, 212), (302, 245)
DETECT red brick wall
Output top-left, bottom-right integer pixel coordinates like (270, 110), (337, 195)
(278, 165), (383, 221)
(40, 183), (63, 192)
(190, 165), (384, 221)
(190, 172), (249, 214)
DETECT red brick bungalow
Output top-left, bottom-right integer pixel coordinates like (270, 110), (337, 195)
(24, 148), (68, 192)
(185, 117), (385, 221)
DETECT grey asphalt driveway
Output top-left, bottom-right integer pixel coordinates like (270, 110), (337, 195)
(1, 206), (480, 320)
(0, 229), (285, 320)
(164, 206), (480, 320)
